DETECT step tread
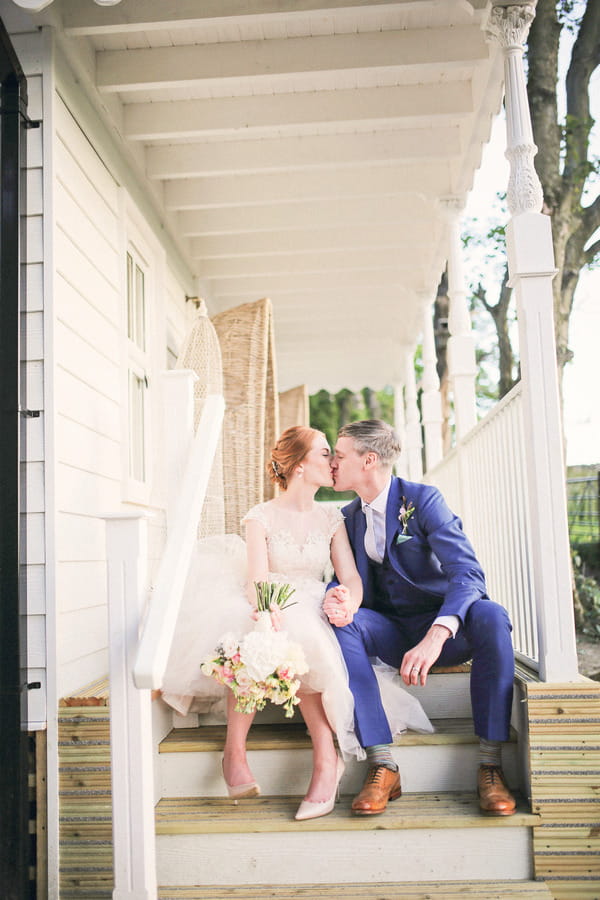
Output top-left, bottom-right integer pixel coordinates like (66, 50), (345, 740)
(160, 718), (513, 753)
(157, 880), (553, 899)
(155, 791), (538, 834)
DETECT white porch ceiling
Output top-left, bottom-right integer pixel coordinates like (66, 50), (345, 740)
(30, 0), (505, 393)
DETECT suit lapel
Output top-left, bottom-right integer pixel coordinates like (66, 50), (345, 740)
(385, 476), (403, 557)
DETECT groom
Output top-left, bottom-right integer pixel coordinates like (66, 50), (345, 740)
(324, 419), (516, 817)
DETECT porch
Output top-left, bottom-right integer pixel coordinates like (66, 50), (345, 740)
(3, 1), (597, 899)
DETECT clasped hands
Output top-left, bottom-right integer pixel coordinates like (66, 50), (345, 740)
(323, 584), (355, 628)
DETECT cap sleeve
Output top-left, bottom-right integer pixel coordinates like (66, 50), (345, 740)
(325, 504), (345, 541)
(241, 502), (269, 531)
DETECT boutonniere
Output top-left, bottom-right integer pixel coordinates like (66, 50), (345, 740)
(396, 497), (415, 544)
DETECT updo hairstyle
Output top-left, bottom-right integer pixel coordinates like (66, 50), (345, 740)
(268, 426), (320, 491)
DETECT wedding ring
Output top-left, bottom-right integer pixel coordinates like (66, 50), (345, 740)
(411, 667), (420, 673)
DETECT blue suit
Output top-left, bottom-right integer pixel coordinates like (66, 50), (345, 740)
(334, 476), (515, 745)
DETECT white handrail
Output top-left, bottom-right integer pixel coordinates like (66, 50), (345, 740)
(133, 392), (225, 689)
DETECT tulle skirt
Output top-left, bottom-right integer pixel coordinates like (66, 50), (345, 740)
(161, 535), (433, 760)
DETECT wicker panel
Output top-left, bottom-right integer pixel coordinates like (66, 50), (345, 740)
(279, 385), (309, 433)
(212, 298), (279, 534)
(176, 301), (225, 538)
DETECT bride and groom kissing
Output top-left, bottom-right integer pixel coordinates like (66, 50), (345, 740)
(163, 419), (517, 822)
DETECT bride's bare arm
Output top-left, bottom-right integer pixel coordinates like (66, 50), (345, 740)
(326, 526), (363, 625)
(244, 518), (269, 607)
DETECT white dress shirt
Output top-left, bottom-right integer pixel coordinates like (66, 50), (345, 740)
(362, 479), (458, 638)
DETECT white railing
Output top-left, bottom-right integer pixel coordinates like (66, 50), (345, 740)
(104, 375), (224, 900)
(425, 383), (538, 669)
(133, 389), (225, 688)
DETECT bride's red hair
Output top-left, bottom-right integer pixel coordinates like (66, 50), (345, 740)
(268, 426), (321, 491)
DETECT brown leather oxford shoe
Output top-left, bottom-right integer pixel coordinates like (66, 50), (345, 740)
(351, 765), (402, 815)
(477, 764), (516, 816)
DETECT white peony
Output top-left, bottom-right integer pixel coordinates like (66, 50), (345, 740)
(239, 629), (288, 681)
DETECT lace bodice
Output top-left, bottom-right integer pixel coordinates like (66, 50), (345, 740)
(243, 501), (344, 582)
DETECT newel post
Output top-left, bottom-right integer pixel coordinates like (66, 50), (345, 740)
(487, 2), (578, 681)
(104, 513), (157, 900)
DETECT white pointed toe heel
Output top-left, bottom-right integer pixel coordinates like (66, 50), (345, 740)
(222, 759), (261, 801)
(295, 757), (345, 821)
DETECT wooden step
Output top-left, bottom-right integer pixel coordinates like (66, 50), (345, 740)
(158, 719), (520, 796)
(157, 881), (554, 899)
(155, 791), (537, 835)
(155, 792), (539, 885)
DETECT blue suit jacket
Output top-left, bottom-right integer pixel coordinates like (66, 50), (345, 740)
(341, 476), (489, 624)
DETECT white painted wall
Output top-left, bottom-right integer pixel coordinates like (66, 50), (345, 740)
(52, 92), (197, 698)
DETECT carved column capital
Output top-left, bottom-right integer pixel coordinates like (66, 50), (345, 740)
(486, 4), (536, 51)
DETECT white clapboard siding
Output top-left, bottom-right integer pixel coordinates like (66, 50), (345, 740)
(55, 180), (121, 289)
(58, 603), (109, 662)
(21, 512), (45, 567)
(57, 462), (121, 517)
(57, 560), (111, 615)
(55, 367), (121, 442)
(26, 214), (43, 264)
(25, 262), (43, 312)
(54, 321), (120, 401)
(55, 272), (121, 359)
(20, 564), (46, 615)
(55, 414), (121, 480)
(21, 460), (44, 513)
(22, 310), (43, 360)
(55, 512), (111, 564)
(54, 228), (121, 323)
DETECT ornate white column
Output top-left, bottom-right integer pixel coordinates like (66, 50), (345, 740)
(393, 382), (409, 478)
(487, 3), (578, 681)
(420, 297), (443, 471)
(403, 349), (423, 481)
(441, 198), (478, 440)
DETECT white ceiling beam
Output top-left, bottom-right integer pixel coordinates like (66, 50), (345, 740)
(198, 247), (434, 278)
(124, 82), (473, 141)
(207, 267), (430, 298)
(164, 163), (451, 210)
(177, 194), (437, 235)
(62, 1), (450, 35)
(96, 26), (488, 93)
(190, 223), (437, 258)
(146, 127), (461, 180)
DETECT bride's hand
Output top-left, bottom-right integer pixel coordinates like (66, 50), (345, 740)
(269, 602), (283, 632)
(323, 585), (354, 627)
(249, 605), (283, 631)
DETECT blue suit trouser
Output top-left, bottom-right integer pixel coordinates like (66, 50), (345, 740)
(334, 599), (514, 746)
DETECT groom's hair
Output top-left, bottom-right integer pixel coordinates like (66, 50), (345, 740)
(338, 419), (401, 467)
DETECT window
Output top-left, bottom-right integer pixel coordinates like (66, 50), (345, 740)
(126, 247), (149, 489)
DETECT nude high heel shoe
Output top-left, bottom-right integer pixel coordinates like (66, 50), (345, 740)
(222, 759), (261, 801)
(295, 757), (345, 821)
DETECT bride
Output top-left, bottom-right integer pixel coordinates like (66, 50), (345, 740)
(161, 425), (432, 821)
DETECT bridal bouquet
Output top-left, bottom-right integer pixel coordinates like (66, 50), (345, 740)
(200, 581), (308, 717)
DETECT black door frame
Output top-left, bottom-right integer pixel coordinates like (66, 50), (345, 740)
(0, 16), (35, 900)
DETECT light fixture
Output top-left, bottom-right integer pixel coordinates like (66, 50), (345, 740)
(94, 0), (123, 6)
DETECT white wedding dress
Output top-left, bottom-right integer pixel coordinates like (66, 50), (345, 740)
(161, 500), (433, 760)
